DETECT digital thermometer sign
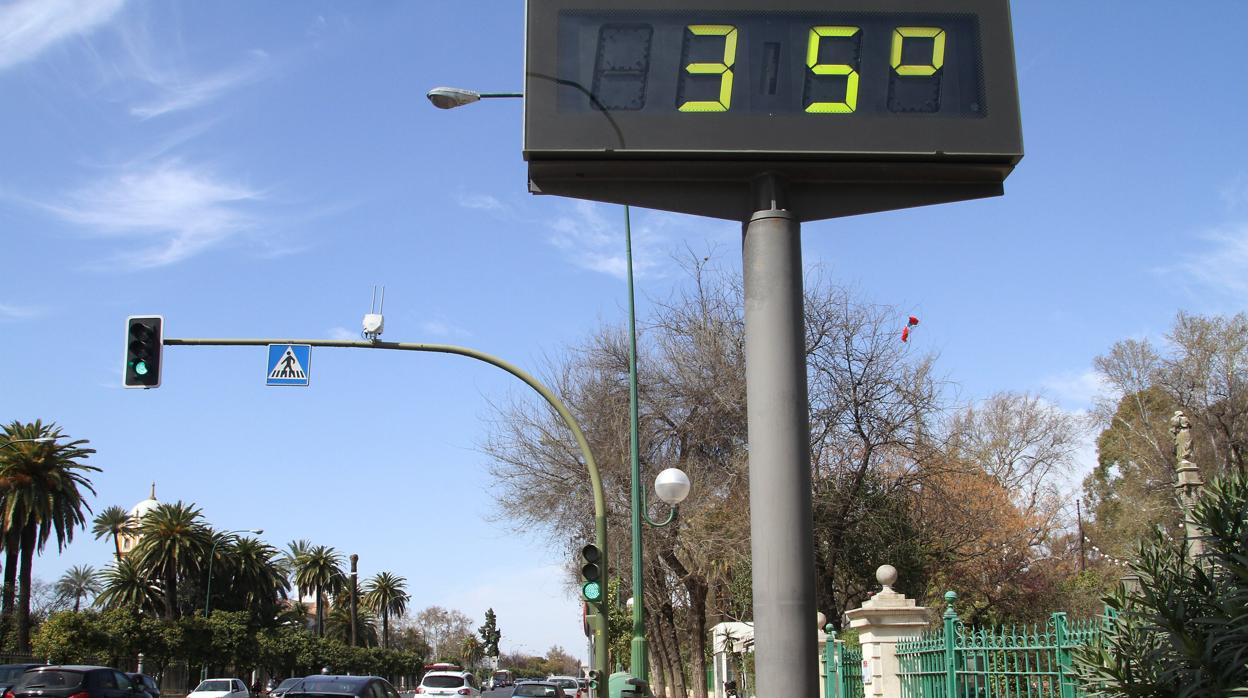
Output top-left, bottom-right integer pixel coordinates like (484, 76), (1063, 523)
(524, 0), (1022, 221)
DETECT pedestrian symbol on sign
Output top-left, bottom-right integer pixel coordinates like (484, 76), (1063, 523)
(266, 344), (311, 387)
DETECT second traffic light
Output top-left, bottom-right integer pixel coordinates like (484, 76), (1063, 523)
(580, 543), (602, 602)
(124, 315), (164, 389)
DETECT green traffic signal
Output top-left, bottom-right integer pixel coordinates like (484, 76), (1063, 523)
(124, 315), (164, 389)
(582, 580), (602, 602)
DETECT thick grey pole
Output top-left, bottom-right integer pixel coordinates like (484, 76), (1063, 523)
(742, 207), (817, 698)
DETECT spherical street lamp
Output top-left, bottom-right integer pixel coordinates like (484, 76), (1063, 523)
(654, 468), (691, 505)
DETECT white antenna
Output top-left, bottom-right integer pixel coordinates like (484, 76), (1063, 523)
(362, 285), (385, 342)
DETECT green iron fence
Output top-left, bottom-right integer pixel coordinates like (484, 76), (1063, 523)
(897, 591), (1102, 698)
(824, 630), (864, 698)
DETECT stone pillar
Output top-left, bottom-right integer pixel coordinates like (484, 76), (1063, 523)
(1171, 410), (1205, 558)
(844, 566), (929, 698)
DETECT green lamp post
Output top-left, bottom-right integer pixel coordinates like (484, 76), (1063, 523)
(202, 528), (263, 680)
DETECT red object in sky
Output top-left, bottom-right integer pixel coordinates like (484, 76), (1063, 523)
(901, 315), (919, 342)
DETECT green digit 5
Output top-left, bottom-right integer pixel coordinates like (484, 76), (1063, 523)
(891, 27), (946, 76)
(805, 26), (860, 114)
(678, 25), (738, 112)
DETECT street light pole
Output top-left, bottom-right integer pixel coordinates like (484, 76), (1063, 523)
(203, 528), (263, 681)
(0, 437), (54, 452)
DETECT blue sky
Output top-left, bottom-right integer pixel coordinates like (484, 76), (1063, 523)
(2, 0), (1247, 660)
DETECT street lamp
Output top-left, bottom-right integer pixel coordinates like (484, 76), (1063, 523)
(202, 528), (263, 680)
(0, 437), (55, 452)
(424, 84), (689, 683)
(425, 86), (523, 110)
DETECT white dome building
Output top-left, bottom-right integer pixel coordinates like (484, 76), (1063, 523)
(120, 482), (159, 556)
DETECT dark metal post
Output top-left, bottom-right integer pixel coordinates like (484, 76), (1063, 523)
(350, 554), (359, 647)
(1077, 500), (1085, 573)
(742, 202), (817, 698)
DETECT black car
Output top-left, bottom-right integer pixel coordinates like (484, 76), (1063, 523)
(10, 666), (144, 698)
(0, 664), (42, 696)
(282, 676), (399, 698)
(126, 674), (159, 698)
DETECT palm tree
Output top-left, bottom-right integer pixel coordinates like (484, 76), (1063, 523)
(54, 565), (101, 612)
(291, 545), (344, 637)
(91, 506), (133, 562)
(282, 539), (312, 588)
(95, 557), (161, 612)
(323, 597), (379, 647)
(0, 420), (98, 650)
(131, 501), (209, 620)
(225, 536), (290, 621)
(362, 571), (410, 649)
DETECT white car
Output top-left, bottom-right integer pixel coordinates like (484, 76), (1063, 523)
(188, 679), (250, 698)
(545, 676), (581, 698)
(414, 670), (480, 697)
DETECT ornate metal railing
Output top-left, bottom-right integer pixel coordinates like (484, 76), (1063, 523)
(896, 592), (1102, 698)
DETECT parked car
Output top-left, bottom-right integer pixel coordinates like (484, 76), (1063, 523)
(544, 676), (581, 698)
(283, 676), (399, 698)
(126, 674), (159, 698)
(187, 678), (250, 698)
(512, 682), (563, 698)
(0, 664), (42, 696)
(414, 668), (481, 697)
(269, 678), (304, 698)
(8, 665), (144, 698)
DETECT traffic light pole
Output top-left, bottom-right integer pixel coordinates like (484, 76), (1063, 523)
(163, 336), (611, 681)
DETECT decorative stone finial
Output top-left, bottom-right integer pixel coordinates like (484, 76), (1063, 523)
(816, 611), (827, 629)
(876, 564), (898, 590)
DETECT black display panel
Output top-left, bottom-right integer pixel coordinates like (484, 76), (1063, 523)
(561, 12), (984, 118)
(523, 0), (1022, 222)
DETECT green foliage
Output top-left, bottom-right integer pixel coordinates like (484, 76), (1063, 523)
(32, 610), (109, 663)
(32, 608), (423, 680)
(1072, 468), (1248, 697)
(604, 578), (630, 666)
(477, 607), (501, 657)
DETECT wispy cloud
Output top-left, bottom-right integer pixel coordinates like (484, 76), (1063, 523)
(328, 327), (357, 341)
(0, 0), (125, 72)
(456, 192), (507, 213)
(1172, 223), (1248, 300)
(129, 49), (270, 119)
(547, 200), (672, 280)
(1042, 368), (1111, 412)
(0, 302), (43, 321)
(44, 159), (264, 269)
(1220, 173), (1248, 212)
(419, 320), (471, 338)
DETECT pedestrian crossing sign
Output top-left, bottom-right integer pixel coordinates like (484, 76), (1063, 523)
(266, 344), (311, 386)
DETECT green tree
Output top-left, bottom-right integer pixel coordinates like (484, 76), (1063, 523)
(1072, 468), (1248, 696)
(0, 420), (98, 650)
(96, 557), (162, 612)
(31, 609), (109, 664)
(363, 572), (409, 650)
(323, 598), (379, 647)
(476, 607), (501, 658)
(54, 565), (100, 612)
(215, 535), (289, 624)
(131, 501), (210, 619)
(91, 505), (133, 562)
(292, 545), (344, 637)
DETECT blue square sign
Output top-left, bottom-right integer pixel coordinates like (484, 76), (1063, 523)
(267, 344), (311, 386)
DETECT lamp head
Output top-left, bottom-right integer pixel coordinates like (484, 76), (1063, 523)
(426, 87), (481, 109)
(654, 467), (691, 505)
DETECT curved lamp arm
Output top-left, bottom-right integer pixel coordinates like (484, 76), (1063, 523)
(640, 484), (678, 527)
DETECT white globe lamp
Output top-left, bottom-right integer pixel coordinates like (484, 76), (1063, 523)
(654, 468), (691, 505)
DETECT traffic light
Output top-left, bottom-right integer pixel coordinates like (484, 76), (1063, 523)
(124, 315), (164, 388)
(587, 670), (603, 691)
(580, 543), (602, 602)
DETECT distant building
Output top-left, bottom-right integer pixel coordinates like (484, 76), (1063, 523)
(120, 482), (159, 557)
